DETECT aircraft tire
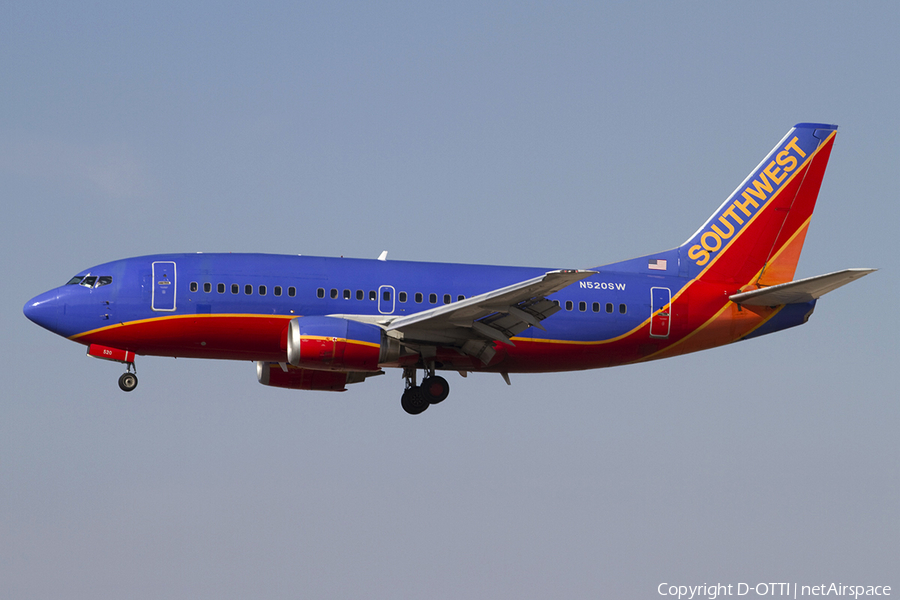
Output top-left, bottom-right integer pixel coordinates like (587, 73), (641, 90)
(118, 372), (138, 392)
(420, 375), (450, 404)
(401, 387), (428, 415)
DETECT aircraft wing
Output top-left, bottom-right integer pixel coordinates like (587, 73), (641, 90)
(730, 268), (876, 306)
(384, 269), (596, 363)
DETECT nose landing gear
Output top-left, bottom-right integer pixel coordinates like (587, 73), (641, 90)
(118, 363), (138, 392)
(86, 345), (139, 392)
(400, 367), (450, 415)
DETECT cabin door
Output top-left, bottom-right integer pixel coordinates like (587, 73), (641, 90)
(152, 261), (177, 312)
(649, 286), (671, 338)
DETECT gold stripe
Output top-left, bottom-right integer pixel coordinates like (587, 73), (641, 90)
(300, 335), (381, 349)
(627, 303), (730, 362)
(70, 313), (296, 340)
(631, 304), (784, 363)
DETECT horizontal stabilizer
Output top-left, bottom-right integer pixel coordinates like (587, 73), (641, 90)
(729, 268), (875, 306)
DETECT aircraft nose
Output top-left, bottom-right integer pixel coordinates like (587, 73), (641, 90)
(24, 290), (63, 333)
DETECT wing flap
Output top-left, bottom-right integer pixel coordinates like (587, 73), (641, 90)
(386, 269), (595, 359)
(730, 268), (875, 306)
(388, 269), (594, 331)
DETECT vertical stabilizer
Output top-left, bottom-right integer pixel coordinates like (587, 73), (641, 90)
(680, 123), (838, 288)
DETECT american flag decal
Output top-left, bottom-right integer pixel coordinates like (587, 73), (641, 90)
(648, 259), (667, 271)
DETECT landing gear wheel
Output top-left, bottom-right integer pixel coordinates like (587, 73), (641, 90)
(420, 375), (450, 404)
(401, 387), (429, 415)
(118, 372), (138, 392)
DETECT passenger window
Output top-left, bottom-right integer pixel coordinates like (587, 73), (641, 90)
(619, 303), (627, 314)
(443, 294), (451, 304)
(244, 284), (252, 295)
(399, 292), (407, 302)
(606, 302), (613, 313)
(259, 285), (267, 296)
(565, 300), (573, 311)
(383, 290), (391, 301)
(415, 292), (423, 303)
(330, 288), (338, 299)
(579, 301), (586, 312)
(356, 290), (363, 300)
(218, 283), (225, 294)
(81, 276), (97, 288)
(343, 289), (351, 300)
(190, 282), (199, 292)
(429, 293), (437, 304)
(288, 287), (296, 297)
(231, 284), (239, 294)
(458, 295), (465, 301)
(204, 283), (211, 293)
(316, 288), (324, 298)
(369, 290), (376, 301)
(592, 302), (600, 313)
(275, 286), (283, 297)
(97, 276), (113, 287)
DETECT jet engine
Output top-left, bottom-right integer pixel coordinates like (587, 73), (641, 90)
(257, 361), (354, 391)
(286, 316), (403, 371)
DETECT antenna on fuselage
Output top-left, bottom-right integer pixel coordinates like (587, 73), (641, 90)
(377, 251), (388, 261)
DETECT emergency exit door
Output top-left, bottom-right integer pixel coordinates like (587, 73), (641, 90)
(649, 287), (671, 338)
(378, 285), (395, 314)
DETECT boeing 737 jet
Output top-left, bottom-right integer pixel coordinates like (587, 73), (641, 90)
(24, 123), (874, 414)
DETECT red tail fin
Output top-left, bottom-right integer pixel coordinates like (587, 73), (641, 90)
(680, 123), (838, 288)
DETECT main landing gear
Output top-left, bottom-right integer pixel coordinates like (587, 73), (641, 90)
(400, 367), (450, 415)
(118, 363), (138, 392)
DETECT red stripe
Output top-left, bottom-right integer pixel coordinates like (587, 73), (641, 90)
(78, 315), (291, 362)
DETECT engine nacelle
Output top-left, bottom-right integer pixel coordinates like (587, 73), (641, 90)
(287, 316), (401, 371)
(257, 361), (351, 391)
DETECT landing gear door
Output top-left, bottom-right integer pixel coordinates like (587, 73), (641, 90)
(649, 286), (671, 338)
(152, 261), (177, 312)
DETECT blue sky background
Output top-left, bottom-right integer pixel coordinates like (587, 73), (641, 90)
(2, 3), (897, 598)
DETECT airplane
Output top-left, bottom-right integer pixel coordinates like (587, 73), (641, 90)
(24, 122), (874, 414)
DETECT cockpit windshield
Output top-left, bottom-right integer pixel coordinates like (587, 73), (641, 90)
(65, 275), (113, 288)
